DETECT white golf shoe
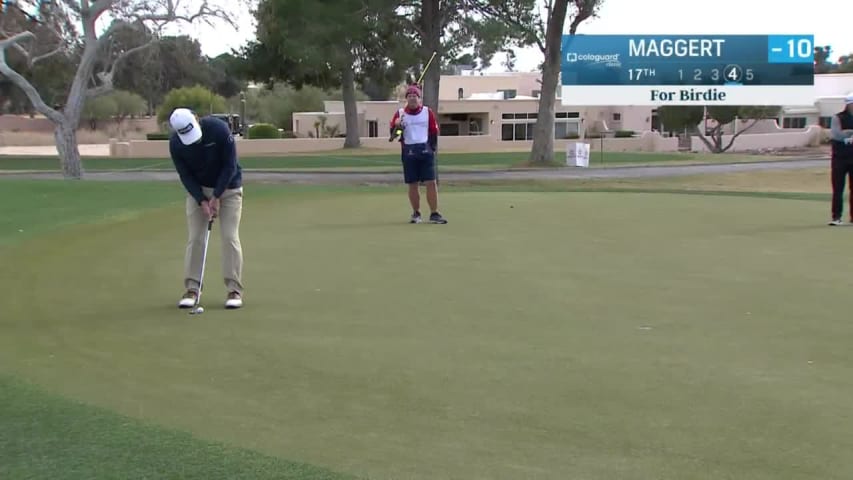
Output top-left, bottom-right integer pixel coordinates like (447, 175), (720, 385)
(178, 290), (198, 309)
(225, 291), (243, 309)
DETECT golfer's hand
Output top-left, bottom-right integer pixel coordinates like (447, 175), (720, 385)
(845, 137), (853, 145)
(209, 197), (220, 217)
(393, 118), (402, 128)
(201, 200), (215, 220)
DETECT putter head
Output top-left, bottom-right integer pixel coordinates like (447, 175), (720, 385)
(189, 305), (204, 315)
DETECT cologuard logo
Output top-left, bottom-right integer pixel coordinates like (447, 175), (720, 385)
(565, 52), (621, 67)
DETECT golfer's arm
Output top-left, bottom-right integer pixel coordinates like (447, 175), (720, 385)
(170, 145), (206, 204)
(830, 116), (853, 141)
(213, 133), (237, 198)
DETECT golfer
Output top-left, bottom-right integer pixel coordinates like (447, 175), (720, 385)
(390, 84), (447, 224)
(169, 107), (244, 308)
(829, 93), (853, 225)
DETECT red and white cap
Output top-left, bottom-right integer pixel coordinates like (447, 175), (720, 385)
(405, 84), (422, 97)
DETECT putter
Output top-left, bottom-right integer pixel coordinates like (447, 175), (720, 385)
(190, 218), (214, 315)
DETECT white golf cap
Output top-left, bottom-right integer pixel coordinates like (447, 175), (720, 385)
(845, 93), (853, 105)
(169, 108), (202, 145)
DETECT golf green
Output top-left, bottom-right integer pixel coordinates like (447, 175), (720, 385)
(2, 183), (852, 479)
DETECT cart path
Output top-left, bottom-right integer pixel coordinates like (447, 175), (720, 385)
(0, 157), (829, 184)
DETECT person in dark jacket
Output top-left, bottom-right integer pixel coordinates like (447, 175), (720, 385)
(829, 94), (853, 225)
(169, 108), (245, 308)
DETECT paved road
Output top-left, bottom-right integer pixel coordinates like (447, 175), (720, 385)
(0, 157), (828, 184)
(0, 144), (110, 156)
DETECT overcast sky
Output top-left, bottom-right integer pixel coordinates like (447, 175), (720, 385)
(185, 0), (851, 73)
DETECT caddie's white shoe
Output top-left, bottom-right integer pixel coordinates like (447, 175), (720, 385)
(225, 291), (243, 309)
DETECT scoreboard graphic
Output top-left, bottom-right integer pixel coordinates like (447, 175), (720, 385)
(560, 34), (815, 106)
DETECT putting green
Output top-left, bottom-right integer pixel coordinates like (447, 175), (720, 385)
(2, 187), (853, 480)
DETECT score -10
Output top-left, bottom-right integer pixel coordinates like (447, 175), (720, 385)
(678, 65), (754, 83)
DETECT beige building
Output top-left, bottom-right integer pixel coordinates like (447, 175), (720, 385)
(777, 73), (853, 129)
(292, 70), (853, 142)
(291, 72), (655, 143)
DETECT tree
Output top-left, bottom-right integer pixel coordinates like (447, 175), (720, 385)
(473, 0), (602, 165)
(655, 105), (703, 134)
(0, 0), (240, 179)
(399, 0), (536, 113)
(837, 53), (853, 73)
(658, 105), (781, 153)
(110, 89), (146, 137)
(82, 93), (116, 129)
(157, 85), (226, 125)
(247, 0), (404, 148)
(237, 82), (367, 133)
(813, 46), (853, 74)
(814, 45), (833, 73)
(207, 53), (245, 99)
(698, 106), (781, 153)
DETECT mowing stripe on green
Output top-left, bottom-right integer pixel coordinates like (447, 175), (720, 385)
(0, 376), (357, 480)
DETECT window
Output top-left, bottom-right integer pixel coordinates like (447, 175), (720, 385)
(819, 116), (832, 128)
(782, 117), (807, 129)
(501, 122), (535, 141)
(612, 113), (621, 121)
(555, 121), (580, 139)
(458, 88), (464, 99)
(440, 123), (460, 136)
(501, 113), (538, 140)
(367, 120), (378, 138)
(503, 113), (537, 119)
(556, 112), (580, 119)
(498, 89), (517, 99)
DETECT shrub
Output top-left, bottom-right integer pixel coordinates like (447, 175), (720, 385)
(157, 85), (227, 124)
(614, 130), (635, 138)
(146, 132), (170, 140)
(247, 123), (280, 139)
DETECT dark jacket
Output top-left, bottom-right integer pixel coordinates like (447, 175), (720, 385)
(169, 116), (243, 204)
(830, 110), (853, 162)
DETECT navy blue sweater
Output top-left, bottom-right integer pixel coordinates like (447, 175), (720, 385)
(169, 116), (242, 204)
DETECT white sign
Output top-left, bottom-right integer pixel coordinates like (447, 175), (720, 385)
(566, 142), (590, 167)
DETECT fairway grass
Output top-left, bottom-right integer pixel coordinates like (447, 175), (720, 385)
(2, 174), (853, 479)
(0, 150), (785, 173)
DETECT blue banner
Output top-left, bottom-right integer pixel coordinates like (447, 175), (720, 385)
(561, 35), (814, 87)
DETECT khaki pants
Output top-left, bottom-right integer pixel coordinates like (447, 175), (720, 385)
(184, 186), (243, 294)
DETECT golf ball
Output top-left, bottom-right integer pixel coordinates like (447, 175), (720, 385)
(196, 307), (204, 313)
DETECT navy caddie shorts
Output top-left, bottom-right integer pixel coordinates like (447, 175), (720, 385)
(401, 143), (437, 184)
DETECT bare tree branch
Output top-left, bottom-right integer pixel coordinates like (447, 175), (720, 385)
(57, 0), (84, 16)
(0, 32), (62, 122)
(567, 0), (598, 35)
(0, 4), (67, 67)
(721, 119), (762, 152)
(89, 0), (115, 19)
(88, 35), (158, 97)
